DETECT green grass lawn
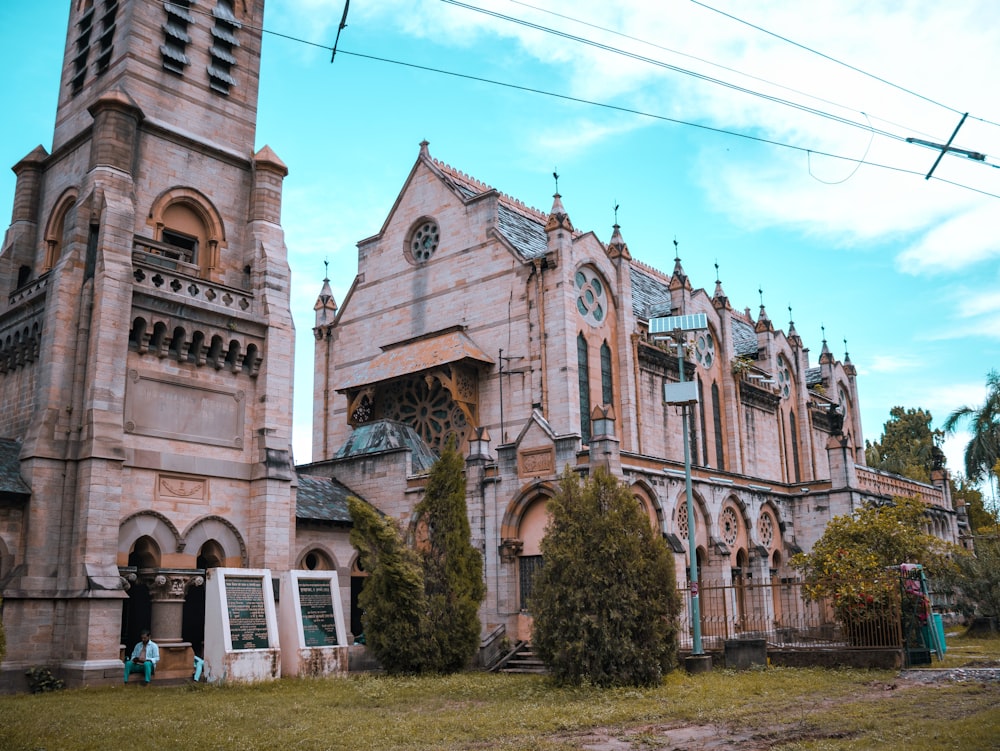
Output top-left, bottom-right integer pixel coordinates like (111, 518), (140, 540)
(2, 632), (997, 751)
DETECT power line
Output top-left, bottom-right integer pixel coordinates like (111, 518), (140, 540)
(174, 1), (999, 199)
(689, 0), (998, 129)
(332, 48), (1000, 200)
(441, 0), (910, 145)
(506, 0), (942, 142)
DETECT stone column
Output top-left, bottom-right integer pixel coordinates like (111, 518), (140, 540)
(142, 569), (204, 680)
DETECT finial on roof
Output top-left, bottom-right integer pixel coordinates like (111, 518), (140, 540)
(419, 140), (430, 158)
(787, 304), (800, 344)
(755, 288), (773, 332)
(544, 169), (574, 233)
(714, 260), (720, 284)
(314, 259), (337, 325)
(843, 338), (850, 361)
(673, 237), (680, 264)
(819, 325), (834, 364)
(758, 287), (765, 308)
(607, 210), (631, 260)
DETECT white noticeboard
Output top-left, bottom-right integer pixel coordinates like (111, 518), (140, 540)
(278, 570), (350, 677)
(204, 568), (281, 684)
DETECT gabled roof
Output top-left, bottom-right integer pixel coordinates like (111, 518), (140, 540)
(333, 419), (438, 473)
(295, 473), (357, 524)
(428, 152), (553, 261)
(0, 439), (30, 499)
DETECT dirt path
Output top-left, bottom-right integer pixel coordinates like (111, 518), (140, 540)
(552, 668), (1000, 751)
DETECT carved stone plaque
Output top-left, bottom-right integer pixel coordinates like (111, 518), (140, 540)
(124, 370), (244, 448)
(519, 447), (555, 477)
(156, 473), (207, 503)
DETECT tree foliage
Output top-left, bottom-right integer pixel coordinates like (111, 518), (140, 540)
(954, 534), (1000, 619)
(943, 369), (1000, 486)
(864, 406), (942, 483)
(348, 496), (431, 674)
(530, 467), (681, 687)
(413, 440), (485, 673)
(951, 476), (998, 536)
(792, 497), (957, 623)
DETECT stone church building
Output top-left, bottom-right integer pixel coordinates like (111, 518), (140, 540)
(0, 0), (964, 690)
(305, 142), (965, 645)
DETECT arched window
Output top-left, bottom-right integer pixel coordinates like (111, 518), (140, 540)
(160, 202), (204, 265)
(712, 382), (724, 470)
(577, 333), (590, 444)
(43, 190), (78, 272)
(600, 340), (613, 406)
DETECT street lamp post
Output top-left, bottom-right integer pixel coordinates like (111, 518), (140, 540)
(650, 313), (712, 672)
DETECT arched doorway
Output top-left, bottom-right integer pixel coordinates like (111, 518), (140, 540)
(181, 540), (222, 661)
(122, 536), (159, 651)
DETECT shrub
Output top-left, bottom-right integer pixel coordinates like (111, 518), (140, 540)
(25, 666), (64, 694)
(530, 467), (681, 687)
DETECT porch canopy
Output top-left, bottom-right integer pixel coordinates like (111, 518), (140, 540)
(336, 327), (494, 391)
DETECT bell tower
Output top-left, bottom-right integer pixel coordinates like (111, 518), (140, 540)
(0, 0), (294, 690)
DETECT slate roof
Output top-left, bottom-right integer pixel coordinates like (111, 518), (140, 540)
(731, 318), (759, 358)
(0, 439), (30, 498)
(434, 159), (551, 261)
(806, 366), (823, 387)
(295, 474), (356, 524)
(333, 419), (438, 473)
(630, 265), (672, 319)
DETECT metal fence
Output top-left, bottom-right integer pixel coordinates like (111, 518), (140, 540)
(676, 577), (906, 651)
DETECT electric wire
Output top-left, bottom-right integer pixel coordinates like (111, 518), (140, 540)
(506, 0), (941, 142)
(171, 1), (1000, 200)
(333, 48), (1000, 200)
(690, 0), (1000, 131)
(441, 0), (909, 145)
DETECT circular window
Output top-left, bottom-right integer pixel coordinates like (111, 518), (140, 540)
(721, 507), (739, 547)
(695, 331), (715, 369)
(408, 220), (440, 262)
(575, 268), (607, 326)
(758, 511), (774, 548)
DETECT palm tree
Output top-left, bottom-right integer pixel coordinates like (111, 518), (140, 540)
(944, 370), (1000, 492)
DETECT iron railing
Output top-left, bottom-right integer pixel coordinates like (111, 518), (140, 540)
(675, 578), (905, 650)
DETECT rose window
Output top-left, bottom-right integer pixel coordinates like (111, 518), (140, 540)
(675, 504), (689, 540)
(694, 331), (715, 369)
(721, 507), (739, 547)
(575, 268), (607, 326)
(758, 512), (774, 548)
(409, 220), (440, 263)
(382, 375), (467, 453)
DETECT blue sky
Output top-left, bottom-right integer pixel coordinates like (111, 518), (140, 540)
(2, 1), (998, 500)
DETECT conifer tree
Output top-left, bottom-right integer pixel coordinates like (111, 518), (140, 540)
(414, 440), (485, 672)
(530, 467), (681, 687)
(348, 496), (431, 674)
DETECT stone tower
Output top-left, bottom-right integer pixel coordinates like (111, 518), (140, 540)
(0, 0), (294, 690)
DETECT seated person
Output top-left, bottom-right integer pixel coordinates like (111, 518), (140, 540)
(124, 629), (159, 684)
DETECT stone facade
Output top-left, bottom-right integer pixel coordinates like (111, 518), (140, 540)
(0, 0), (294, 691)
(310, 143), (967, 643)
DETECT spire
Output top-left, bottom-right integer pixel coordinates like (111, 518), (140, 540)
(313, 259), (337, 327)
(755, 287), (773, 333)
(843, 338), (856, 376)
(787, 304), (802, 347)
(544, 169), (574, 233)
(606, 204), (630, 259)
(668, 237), (691, 292)
(712, 259), (730, 309)
(819, 325), (834, 364)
